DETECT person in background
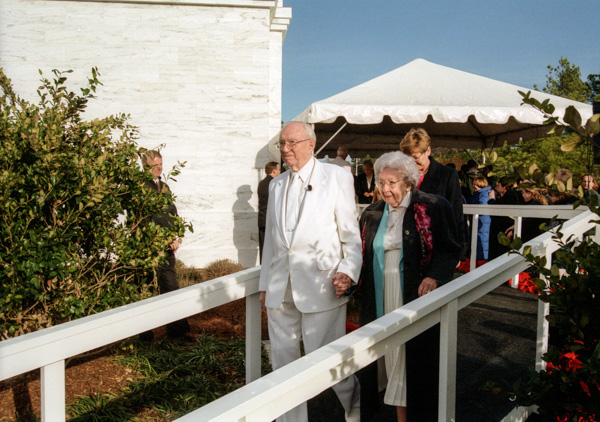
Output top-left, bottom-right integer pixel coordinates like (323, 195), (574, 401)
(580, 174), (600, 204)
(506, 184), (548, 243)
(332, 145), (353, 173)
(257, 161), (280, 262)
(358, 151), (460, 422)
(468, 176), (491, 261)
(461, 159), (479, 201)
(399, 128), (465, 260)
(139, 150), (200, 342)
(556, 168), (573, 184)
(488, 176), (521, 260)
(482, 164), (496, 189)
(259, 122), (361, 422)
(355, 159), (375, 204)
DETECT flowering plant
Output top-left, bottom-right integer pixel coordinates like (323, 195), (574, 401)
(486, 92), (600, 421)
(488, 210), (600, 421)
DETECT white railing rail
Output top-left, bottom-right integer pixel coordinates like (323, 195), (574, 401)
(0, 267), (263, 421)
(0, 205), (595, 422)
(463, 204), (587, 277)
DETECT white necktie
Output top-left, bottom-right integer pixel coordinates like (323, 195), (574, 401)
(286, 173), (301, 236)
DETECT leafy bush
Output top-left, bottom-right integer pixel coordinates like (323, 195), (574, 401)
(0, 67), (190, 339)
(487, 93), (600, 421)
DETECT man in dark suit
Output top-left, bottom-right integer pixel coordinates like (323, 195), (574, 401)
(139, 150), (198, 342)
(400, 128), (466, 259)
(354, 159), (375, 204)
(257, 161), (280, 262)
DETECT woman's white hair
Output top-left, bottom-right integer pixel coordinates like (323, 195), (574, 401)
(374, 151), (420, 187)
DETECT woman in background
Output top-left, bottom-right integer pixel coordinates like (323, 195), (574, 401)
(488, 176), (521, 259)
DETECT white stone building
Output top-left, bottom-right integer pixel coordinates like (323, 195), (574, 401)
(0, 0), (290, 268)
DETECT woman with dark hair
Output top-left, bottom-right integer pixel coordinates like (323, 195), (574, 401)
(357, 151), (461, 422)
(488, 176), (521, 260)
(506, 184), (548, 242)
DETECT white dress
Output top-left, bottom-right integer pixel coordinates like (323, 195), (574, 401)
(381, 195), (410, 407)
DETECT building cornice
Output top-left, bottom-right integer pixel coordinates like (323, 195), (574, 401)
(47, 0), (291, 36)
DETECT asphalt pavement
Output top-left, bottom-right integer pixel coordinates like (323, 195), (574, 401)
(307, 283), (539, 422)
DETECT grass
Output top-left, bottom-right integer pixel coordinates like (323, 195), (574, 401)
(66, 335), (271, 421)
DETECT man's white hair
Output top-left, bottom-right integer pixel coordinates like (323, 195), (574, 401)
(282, 121), (316, 140)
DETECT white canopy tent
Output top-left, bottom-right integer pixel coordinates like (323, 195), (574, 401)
(284, 58), (593, 158)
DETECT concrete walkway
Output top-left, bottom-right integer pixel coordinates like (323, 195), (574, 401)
(307, 284), (539, 421)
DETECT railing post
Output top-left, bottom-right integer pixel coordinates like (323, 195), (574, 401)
(535, 246), (552, 372)
(439, 299), (458, 422)
(41, 360), (65, 422)
(512, 216), (523, 289)
(469, 214), (479, 272)
(246, 291), (262, 383)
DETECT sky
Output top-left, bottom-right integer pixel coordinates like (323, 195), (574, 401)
(281, 0), (599, 122)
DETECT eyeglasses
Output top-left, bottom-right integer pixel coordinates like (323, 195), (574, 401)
(276, 138), (311, 150)
(376, 180), (401, 189)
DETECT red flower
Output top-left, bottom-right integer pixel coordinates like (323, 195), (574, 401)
(562, 352), (584, 372)
(580, 381), (591, 397)
(414, 203), (433, 266)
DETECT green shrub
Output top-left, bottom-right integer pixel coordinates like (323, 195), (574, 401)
(487, 93), (600, 420)
(0, 67), (190, 339)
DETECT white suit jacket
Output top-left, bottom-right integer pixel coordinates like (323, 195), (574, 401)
(259, 159), (362, 313)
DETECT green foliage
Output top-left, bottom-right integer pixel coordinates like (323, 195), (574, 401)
(487, 94), (600, 420)
(0, 67), (190, 339)
(489, 136), (591, 181)
(533, 57), (591, 103)
(67, 336), (272, 421)
(491, 210), (600, 420)
(587, 74), (600, 103)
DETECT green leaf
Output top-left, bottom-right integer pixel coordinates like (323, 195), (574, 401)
(563, 105), (582, 130)
(560, 136), (582, 152)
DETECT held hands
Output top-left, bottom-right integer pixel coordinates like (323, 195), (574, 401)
(332, 272), (353, 298)
(418, 277), (438, 297)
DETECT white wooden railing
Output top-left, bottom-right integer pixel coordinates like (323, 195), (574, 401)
(0, 205), (595, 422)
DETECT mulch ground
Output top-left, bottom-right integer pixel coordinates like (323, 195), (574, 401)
(0, 297), (270, 422)
(1, 297), (360, 421)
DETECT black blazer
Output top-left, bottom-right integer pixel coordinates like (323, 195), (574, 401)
(357, 189), (461, 325)
(356, 189), (461, 421)
(419, 157), (465, 257)
(145, 179), (178, 229)
(257, 175), (273, 229)
(354, 173), (375, 204)
(488, 189), (521, 259)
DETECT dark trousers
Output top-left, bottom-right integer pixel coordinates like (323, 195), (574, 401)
(258, 227), (265, 263)
(140, 251), (190, 341)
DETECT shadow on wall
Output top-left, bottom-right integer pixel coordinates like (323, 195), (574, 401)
(233, 184), (258, 267)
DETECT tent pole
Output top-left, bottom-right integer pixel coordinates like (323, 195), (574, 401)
(315, 122), (348, 156)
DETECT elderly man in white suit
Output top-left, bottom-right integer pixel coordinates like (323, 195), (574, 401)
(259, 121), (362, 422)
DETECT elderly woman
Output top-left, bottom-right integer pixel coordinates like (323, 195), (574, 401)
(357, 151), (461, 422)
